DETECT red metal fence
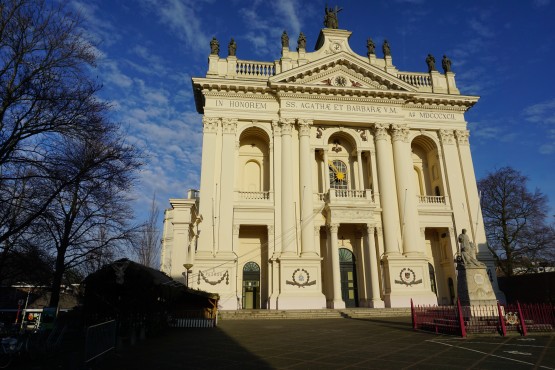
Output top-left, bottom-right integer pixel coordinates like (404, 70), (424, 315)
(411, 299), (555, 337)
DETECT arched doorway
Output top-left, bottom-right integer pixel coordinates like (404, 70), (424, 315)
(339, 248), (358, 307)
(242, 262), (260, 309)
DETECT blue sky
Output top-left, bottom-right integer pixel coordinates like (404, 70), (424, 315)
(71, 0), (555, 221)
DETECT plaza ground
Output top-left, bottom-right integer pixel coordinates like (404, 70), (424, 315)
(97, 316), (555, 369)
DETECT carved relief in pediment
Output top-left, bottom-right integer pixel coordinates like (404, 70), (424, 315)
(295, 65), (387, 90)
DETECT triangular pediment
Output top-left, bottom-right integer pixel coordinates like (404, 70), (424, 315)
(269, 52), (418, 93)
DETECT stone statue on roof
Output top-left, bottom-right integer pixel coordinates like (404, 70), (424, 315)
(367, 38), (376, 56)
(426, 54), (436, 72)
(228, 38), (237, 57)
(442, 55), (452, 73)
(210, 37), (219, 56)
(382, 40), (391, 57)
(324, 5), (342, 29)
(297, 32), (306, 51)
(281, 31), (289, 48)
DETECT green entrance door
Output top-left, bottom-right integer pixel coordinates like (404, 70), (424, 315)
(339, 248), (358, 308)
(242, 262), (260, 309)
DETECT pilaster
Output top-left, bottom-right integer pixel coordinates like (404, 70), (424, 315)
(298, 119), (317, 257)
(197, 117), (220, 255)
(218, 118), (237, 254)
(272, 120), (283, 255)
(280, 118), (296, 255)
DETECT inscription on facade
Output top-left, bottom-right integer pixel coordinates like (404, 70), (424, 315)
(285, 101), (398, 114)
(213, 99), (457, 121)
(215, 99), (267, 109)
(408, 111), (456, 120)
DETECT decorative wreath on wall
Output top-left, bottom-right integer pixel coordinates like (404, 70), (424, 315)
(394, 268), (423, 287)
(198, 270), (229, 285)
(286, 268), (316, 288)
(505, 312), (519, 325)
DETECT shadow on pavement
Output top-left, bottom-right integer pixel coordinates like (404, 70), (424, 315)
(93, 326), (272, 370)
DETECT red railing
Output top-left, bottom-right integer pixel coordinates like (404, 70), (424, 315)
(411, 299), (555, 337)
(411, 299), (464, 336)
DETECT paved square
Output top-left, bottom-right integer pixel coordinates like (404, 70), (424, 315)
(99, 317), (555, 369)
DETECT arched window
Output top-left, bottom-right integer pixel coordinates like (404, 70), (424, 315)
(242, 261), (260, 309)
(243, 261), (260, 272)
(329, 160), (348, 189)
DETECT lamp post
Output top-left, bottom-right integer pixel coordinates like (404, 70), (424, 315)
(183, 263), (193, 288)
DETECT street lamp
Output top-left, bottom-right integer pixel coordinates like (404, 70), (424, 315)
(183, 263), (193, 288)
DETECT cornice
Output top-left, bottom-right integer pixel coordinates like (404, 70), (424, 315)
(277, 90), (406, 105)
(403, 102), (469, 112)
(271, 82), (408, 100)
(204, 90), (276, 100)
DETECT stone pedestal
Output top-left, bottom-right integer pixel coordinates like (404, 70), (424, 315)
(456, 263), (497, 306)
(276, 256), (327, 309)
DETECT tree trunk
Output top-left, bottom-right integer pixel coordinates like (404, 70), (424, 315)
(49, 250), (66, 308)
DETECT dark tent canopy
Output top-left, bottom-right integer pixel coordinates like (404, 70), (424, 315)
(83, 259), (218, 326)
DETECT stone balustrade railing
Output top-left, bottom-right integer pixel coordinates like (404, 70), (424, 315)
(236, 60), (276, 79)
(397, 72), (432, 90)
(417, 195), (446, 204)
(238, 191), (272, 200)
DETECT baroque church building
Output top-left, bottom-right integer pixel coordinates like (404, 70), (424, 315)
(161, 15), (504, 310)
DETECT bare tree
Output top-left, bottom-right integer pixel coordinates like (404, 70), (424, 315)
(28, 125), (141, 308)
(478, 167), (555, 277)
(0, 0), (106, 271)
(134, 194), (161, 268)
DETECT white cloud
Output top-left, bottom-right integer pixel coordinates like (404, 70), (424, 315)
(533, 0), (551, 7)
(71, 0), (122, 46)
(237, 0), (306, 56)
(523, 98), (555, 124)
(101, 60), (134, 88)
(468, 120), (518, 143)
(468, 18), (494, 39)
(138, 0), (211, 54)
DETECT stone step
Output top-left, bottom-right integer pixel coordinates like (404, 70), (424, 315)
(218, 308), (412, 320)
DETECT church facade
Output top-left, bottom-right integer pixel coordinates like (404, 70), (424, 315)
(161, 22), (504, 310)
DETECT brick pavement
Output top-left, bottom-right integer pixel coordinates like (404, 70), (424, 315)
(96, 317), (555, 369)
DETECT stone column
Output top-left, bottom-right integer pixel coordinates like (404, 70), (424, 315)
(298, 119), (317, 256)
(280, 118), (296, 255)
(391, 124), (421, 256)
(356, 150), (364, 190)
(364, 224), (384, 308)
(218, 118), (237, 253)
(373, 123), (401, 255)
(197, 117), (220, 254)
(328, 224), (345, 308)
